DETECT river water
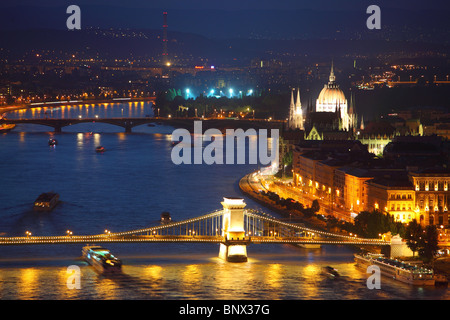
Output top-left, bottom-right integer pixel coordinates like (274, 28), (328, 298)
(0, 101), (448, 301)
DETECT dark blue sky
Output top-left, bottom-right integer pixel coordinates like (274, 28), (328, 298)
(0, 1), (449, 40)
(2, 0), (449, 11)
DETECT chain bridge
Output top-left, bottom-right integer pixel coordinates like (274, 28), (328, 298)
(0, 197), (390, 262)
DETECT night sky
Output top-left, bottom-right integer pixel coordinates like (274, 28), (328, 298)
(0, 0), (449, 40)
(2, 0), (450, 10)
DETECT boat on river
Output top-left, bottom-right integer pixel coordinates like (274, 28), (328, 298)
(0, 124), (15, 133)
(322, 266), (340, 278)
(354, 253), (435, 286)
(33, 192), (59, 211)
(82, 245), (122, 273)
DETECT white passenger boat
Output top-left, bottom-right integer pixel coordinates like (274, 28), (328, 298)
(355, 253), (435, 286)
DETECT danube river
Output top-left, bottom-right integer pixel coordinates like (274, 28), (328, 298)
(0, 101), (448, 300)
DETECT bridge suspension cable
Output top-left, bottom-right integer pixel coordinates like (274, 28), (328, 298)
(0, 208), (390, 246)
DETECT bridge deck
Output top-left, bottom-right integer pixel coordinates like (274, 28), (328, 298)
(0, 234), (391, 246)
(0, 117), (285, 132)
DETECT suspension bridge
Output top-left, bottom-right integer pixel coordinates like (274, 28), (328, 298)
(0, 197), (391, 262)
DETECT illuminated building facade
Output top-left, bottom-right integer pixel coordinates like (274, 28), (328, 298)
(292, 140), (370, 219)
(356, 121), (398, 155)
(338, 167), (373, 215)
(293, 151), (327, 195)
(315, 158), (347, 206)
(290, 116), (450, 226)
(365, 176), (416, 223)
(409, 169), (450, 226)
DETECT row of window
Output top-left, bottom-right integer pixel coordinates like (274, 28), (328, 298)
(390, 204), (412, 211)
(415, 181), (449, 191)
(396, 213), (450, 225)
(389, 193), (413, 200)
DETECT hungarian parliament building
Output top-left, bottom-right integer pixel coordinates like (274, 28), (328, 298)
(288, 62), (357, 134)
(283, 63), (450, 228)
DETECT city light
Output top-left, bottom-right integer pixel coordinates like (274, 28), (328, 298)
(1, 6), (449, 301)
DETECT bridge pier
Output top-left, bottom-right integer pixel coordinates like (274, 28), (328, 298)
(54, 126), (62, 133)
(124, 120), (134, 133)
(389, 235), (414, 258)
(219, 197), (248, 262)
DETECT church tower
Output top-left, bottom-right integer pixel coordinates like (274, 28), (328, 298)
(288, 88), (304, 130)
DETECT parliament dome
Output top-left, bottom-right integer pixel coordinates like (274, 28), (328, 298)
(316, 62), (348, 113)
(317, 85), (347, 106)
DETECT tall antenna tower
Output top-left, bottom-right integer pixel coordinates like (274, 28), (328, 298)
(162, 11), (168, 65)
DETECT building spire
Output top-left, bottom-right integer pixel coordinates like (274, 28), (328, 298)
(288, 88), (304, 130)
(290, 88), (295, 108)
(329, 60), (336, 83)
(349, 92), (354, 114)
(296, 88), (304, 130)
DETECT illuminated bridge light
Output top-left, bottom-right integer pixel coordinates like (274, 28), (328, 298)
(0, 208), (393, 246)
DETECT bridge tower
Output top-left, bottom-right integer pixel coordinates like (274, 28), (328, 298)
(219, 197), (249, 262)
(389, 235), (414, 258)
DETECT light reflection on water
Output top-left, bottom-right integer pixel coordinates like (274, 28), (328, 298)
(1, 102), (449, 300)
(0, 246), (449, 300)
(2, 255), (447, 300)
(8, 101), (151, 120)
